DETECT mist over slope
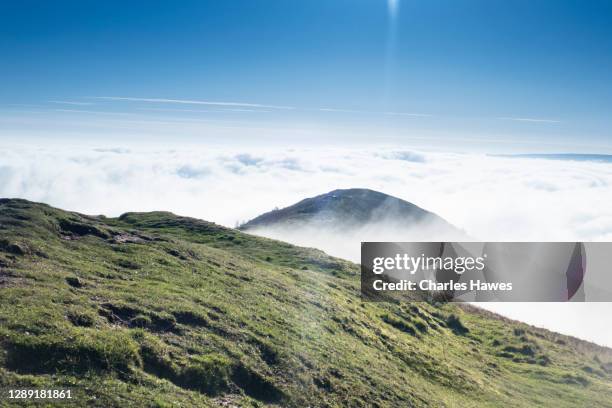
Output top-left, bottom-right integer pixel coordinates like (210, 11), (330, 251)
(1, 199), (611, 406)
(241, 188), (468, 261)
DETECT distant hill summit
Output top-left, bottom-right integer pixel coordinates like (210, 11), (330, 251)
(241, 188), (457, 231)
(240, 188), (467, 261)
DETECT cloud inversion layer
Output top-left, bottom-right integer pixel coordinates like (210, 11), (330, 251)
(1, 145), (612, 243)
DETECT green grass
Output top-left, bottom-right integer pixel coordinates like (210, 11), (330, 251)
(0, 198), (611, 407)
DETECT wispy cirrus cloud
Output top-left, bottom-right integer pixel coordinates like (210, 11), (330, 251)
(383, 111), (432, 117)
(37, 98), (564, 125)
(319, 107), (365, 113)
(52, 109), (133, 116)
(48, 100), (94, 106)
(223, 108), (272, 113)
(498, 116), (561, 124)
(319, 107), (433, 117)
(137, 107), (271, 114)
(93, 96), (294, 110)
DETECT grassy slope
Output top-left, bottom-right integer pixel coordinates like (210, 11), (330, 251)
(0, 198), (611, 407)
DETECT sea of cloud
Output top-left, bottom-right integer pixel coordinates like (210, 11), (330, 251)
(2, 143), (612, 346)
(2, 143), (612, 242)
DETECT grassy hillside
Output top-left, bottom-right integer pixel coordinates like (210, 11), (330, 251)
(0, 198), (611, 407)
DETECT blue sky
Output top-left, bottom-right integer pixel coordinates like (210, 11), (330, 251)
(1, 0), (612, 152)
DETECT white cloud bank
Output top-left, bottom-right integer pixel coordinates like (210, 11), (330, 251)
(2, 144), (611, 241)
(2, 143), (612, 346)
(93, 97), (294, 110)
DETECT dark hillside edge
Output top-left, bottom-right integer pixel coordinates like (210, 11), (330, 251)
(0, 198), (611, 407)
